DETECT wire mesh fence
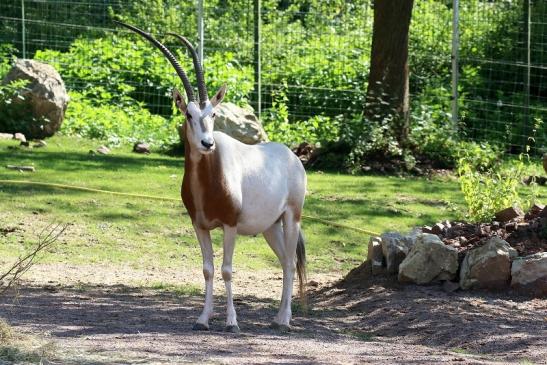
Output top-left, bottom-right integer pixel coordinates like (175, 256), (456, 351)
(458, 0), (546, 153)
(0, 0), (545, 153)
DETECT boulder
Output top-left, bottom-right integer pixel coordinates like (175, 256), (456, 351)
(381, 232), (406, 274)
(511, 252), (547, 296)
(380, 232), (416, 274)
(1, 59), (69, 139)
(213, 103), (268, 144)
(459, 237), (517, 290)
(367, 236), (384, 275)
(398, 234), (458, 284)
(0, 133), (13, 140)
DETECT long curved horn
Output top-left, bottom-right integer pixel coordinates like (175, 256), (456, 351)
(166, 33), (208, 108)
(113, 20), (195, 102)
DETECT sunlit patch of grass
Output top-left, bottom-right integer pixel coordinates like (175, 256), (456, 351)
(149, 281), (201, 296)
(1, 136), (544, 278)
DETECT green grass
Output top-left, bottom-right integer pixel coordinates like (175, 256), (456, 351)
(0, 136), (541, 276)
(149, 282), (201, 296)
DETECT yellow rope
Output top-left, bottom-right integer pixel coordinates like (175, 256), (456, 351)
(0, 179), (180, 201)
(0, 179), (380, 236)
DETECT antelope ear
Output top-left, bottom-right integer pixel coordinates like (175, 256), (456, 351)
(210, 84), (227, 107)
(172, 88), (187, 113)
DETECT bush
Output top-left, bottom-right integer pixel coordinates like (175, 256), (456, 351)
(262, 86), (341, 146)
(34, 35), (254, 147)
(0, 43), (16, 77)
(456, 143), (538, 223)
(62, 90), (179, 148)
(35, 35), (253, 117)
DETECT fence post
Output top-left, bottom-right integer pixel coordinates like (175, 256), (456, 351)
(253, 0), (261, 117)
(21, 0), (26, 59)
(522, 0), (531, 150)
(451, 0), (459, 129)
(197, 0), (204, 64)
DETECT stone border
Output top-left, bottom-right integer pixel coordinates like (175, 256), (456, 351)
(366, 230), (546, 297)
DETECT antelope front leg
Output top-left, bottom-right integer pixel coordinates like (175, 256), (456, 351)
(222, 225), (239, 333)
(193, 226), (214, 331)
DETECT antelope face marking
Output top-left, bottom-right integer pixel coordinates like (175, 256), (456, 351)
(173, 85), (226, 155)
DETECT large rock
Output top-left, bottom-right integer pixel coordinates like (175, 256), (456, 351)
(381, 232), (406, 274)
(213, 103), (268, 144)
(380, 232), (416, 274)
(511, 252), (547, 296)
(1, 59), (69, 139)
(398, 234), (458, 284)
(460, 237), (517, 290)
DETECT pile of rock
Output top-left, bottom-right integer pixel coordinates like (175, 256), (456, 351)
(364, 205), (547, 296)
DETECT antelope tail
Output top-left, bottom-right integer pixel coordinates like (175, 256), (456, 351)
(296, 229), (307, 311)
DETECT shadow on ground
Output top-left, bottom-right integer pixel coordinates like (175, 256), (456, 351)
(0, 281), (545, 364)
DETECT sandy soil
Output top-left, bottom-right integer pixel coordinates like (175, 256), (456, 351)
(0, 264), (546, 364)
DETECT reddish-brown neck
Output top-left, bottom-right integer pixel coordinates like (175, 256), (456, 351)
(181, 123), (239, 227)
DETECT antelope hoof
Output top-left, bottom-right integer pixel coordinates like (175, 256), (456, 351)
(192, 322), (210, 331)
(269, 321), (291, 333)
(224, 325), (240, 334)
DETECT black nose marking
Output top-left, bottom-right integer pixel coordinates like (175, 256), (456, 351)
(201, 140), (214, 149)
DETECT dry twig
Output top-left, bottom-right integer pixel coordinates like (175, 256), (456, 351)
(0, 223), (68, 295)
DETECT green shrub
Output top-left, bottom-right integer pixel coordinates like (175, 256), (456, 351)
(342, 113), (404, 173)
(263, 87), (341, 146)
(0, 43), (16, 77)
(35, 35), (253, 117)
(62, 91), (179, 148)
(457, 158), (524, 223)
(456, 141), (502, 172)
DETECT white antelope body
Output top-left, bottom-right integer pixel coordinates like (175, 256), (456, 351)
(115, 21), (307, 332)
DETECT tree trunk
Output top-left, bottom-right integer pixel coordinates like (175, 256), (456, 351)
(364, 0), (414, 146)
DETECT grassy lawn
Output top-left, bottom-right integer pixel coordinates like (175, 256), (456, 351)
(0, 136), (542, 277)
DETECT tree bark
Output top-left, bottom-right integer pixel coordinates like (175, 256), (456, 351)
(364, 0), (414, 146)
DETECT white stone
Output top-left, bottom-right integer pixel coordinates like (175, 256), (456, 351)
(398, 234), (458, 284)
(367, 236), (384, 275)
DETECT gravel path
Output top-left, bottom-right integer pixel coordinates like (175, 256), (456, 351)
(0, 266), (545, 364)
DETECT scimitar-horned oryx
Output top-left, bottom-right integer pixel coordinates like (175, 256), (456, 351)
(114, 21), (307, 333)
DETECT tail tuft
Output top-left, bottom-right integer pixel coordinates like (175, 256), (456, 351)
(296, 229), (307, 312)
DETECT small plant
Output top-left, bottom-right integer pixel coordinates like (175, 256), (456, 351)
(458, 160), (523, 222)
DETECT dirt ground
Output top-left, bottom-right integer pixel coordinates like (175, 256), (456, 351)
(1, 265), (546, 365)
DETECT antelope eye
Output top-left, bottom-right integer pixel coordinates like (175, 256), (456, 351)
(212, 113), (217, 118)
